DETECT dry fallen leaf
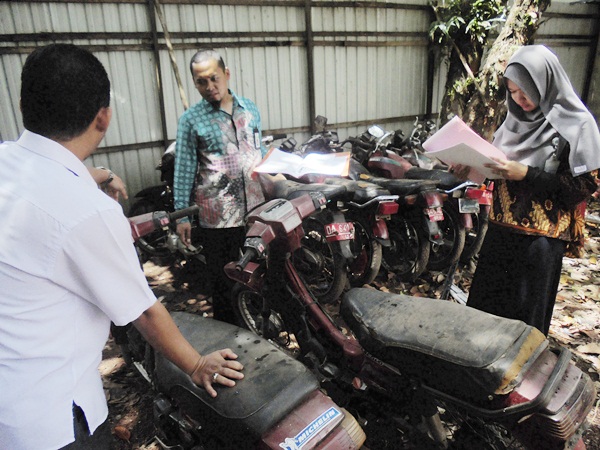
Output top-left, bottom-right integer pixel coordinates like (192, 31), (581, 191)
(569, 268), (590, 283)
(114, 425), (131, 442)
(577, 343), (600, 355)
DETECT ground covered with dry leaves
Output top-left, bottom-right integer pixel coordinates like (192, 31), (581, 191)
(101, 198), (600, 449)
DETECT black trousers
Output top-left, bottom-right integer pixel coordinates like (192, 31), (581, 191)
(59, 404), (113, 450)
(466, 224), (566, 335)
(197, 226), (246, 324)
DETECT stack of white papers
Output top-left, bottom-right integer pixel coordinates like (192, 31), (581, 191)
(422, 116), (506, 184)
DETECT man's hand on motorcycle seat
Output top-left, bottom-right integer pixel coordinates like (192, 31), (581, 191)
(189, 349), (244, 398)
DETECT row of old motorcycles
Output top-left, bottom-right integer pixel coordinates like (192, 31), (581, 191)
(253, 116), (494, 305)
(123, 118), (595, 450)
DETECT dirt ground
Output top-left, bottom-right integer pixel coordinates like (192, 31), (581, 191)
(101, 197), (600, 449)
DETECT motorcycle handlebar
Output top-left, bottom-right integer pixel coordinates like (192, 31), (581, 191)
(169, 205), (200, 222)
(236, 248), (258, 271)
(262, 133), (288, 145)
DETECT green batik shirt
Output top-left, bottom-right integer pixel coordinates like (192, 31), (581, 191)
(173, 91), (267, 228)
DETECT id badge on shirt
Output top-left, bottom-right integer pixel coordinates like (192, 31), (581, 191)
(253, 127), (261, 150)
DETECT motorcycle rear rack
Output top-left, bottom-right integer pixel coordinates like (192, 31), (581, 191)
(422, 347), (571, 420)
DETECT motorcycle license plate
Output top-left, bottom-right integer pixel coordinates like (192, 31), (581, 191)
(425, 207), (444, 222)
(325, 222), (355, 241)
(459, 198), (480, 214)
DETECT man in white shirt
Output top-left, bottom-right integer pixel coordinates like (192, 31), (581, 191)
(0, 43), (244, 450)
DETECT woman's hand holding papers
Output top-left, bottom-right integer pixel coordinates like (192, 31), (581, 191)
(450, 157), (527, 182)
(485, 158), (528, 181)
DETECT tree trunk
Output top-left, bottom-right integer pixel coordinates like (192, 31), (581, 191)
(439, 38), (485, 124)
(462, 0), (551, 139)
(439, 0), (552, 139)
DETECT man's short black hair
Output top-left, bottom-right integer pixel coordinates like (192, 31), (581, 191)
(189, 48), (226, 76)
(20, 44), (111, 141)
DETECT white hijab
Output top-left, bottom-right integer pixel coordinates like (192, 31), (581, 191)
(493, 45), (600, 176)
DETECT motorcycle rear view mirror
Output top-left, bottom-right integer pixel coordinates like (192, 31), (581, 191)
(314, 115), (328, 133)
(367, 125), (385, 138)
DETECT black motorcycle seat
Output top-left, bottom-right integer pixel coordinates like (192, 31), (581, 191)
(272, 179), (347, 202)
(323, 177), (391, 203)
(155, 312), (320, 438)
(340, 288), (547, 399)
(358, 175), (438, 196)
(405, 167), (463, 189)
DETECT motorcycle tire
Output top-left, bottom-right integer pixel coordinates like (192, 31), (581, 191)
(127, 198), (172, 260)
(291, 211), (348, 305)
(347, 216), (383, 287)
(428, 203), (466, 272)
(382, 214), (430, 282)
(230, 283), (299, 358)
(459, 211), (489, 264)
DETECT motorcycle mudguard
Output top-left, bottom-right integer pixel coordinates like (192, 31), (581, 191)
(340, 288), (547, 400)
(372, 218), (390, 243)
(154, 312), (319, 440)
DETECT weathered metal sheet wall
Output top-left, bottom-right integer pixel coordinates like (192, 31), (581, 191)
(536, 0), (599, 101)
(0, 52), (28, 141)
(311, 4), (432, 139)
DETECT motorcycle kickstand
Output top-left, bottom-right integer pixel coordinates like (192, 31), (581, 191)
(440, 261), (468, 305)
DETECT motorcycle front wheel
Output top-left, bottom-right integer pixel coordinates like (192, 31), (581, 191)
(382, 214), (430, 282)
(291, 212), (348, 304)
(231, 284), (300, 357)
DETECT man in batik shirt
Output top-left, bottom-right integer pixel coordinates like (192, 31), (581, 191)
(174, 48), (266, 323)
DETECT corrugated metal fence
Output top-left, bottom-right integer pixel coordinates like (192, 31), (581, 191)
(1, 0), (598, 210)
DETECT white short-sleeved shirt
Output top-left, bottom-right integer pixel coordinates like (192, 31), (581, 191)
(0, 131), (157, 450)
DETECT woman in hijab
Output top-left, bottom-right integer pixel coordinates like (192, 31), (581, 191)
(457, 45), (599, 335)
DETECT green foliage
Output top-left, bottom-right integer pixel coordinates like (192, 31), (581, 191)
(429, 0), (507, 46)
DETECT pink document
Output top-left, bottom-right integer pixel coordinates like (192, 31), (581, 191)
(422, 116), (506, 184)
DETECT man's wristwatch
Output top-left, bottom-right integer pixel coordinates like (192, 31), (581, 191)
(96, 166), (114, 189)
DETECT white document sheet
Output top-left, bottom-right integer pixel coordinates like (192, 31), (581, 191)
(422, 116), (506, 184)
